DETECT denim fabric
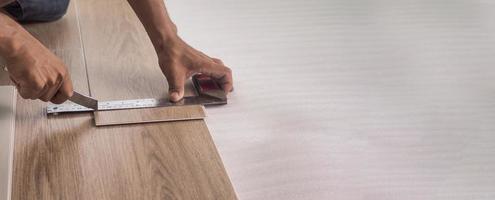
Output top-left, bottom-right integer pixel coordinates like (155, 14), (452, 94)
(3, 0), (70, 22)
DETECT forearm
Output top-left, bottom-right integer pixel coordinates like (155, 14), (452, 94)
(0, 11), (27, 60)
(0, 10), (45, 62)
(128, 0), (233, 100)
(127, 0), (178, 54)
(0, 11), (73, 103)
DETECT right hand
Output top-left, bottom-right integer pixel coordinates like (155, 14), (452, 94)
(156, 37), (233, 102)
(5, 40), (73, 104)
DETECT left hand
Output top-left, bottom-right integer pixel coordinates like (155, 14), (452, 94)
(157, 37), (233, 102)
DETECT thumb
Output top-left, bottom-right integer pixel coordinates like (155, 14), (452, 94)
(166, 73), (186, 102)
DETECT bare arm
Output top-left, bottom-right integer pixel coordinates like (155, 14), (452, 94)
(0, 0), (14, 7)
(127, 0), (233, 102)
(126, 0), (176, 53)
(0, 11), (73, 103)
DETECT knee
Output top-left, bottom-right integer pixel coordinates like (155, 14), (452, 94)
(44, 0), (70, 21)
(6, 0), (70, 22)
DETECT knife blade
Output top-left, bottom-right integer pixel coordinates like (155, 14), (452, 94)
(69, 92), (98, 110)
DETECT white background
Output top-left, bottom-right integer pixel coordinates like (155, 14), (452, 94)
(168, 0), (495, 199)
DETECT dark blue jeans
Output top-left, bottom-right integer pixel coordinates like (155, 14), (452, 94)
(2, 0), (70, 22)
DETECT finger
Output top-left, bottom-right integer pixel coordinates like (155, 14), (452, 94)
(50, 91), (65, 104)
(17, 87), (39, 100)
(37, 83), (53, 102)
(166, 71), (186, 102)
(40, 72), (65, 102)
(211, 58), (224, 65)
(15, 80), (44, 99)
(40, 81), (62, 102)
(9, 77), (24, 96)
(199, 62), (233, 93)
(9, 75), (19, 87)
(16, 86), (31, 99)
(25, 78), (49, 100)
(210, 58), (231, 91)
(197, 50), (212, 60)
(50, 78), (73, 104)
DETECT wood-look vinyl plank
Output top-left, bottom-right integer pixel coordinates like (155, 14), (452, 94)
(0, 86), (15, 200)
(11, 2), (92, 200)
(94, 105), (206, 126)
(12, 0), (236, 198)
(75, 0), (237, 198)
(76, 0), (194, 100)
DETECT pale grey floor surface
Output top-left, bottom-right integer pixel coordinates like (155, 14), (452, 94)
(167, 1), (495, 199)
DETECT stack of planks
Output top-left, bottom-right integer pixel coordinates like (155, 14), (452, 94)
(11, 0), (236, 199)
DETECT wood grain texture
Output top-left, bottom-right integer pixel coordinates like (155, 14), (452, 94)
(166, 0), (495, 199)
(94, 105), (206, 126)
(12, 1), (236, 199)
(74, 0), (237, 199)
(12, 2), (92, 200)
(0, 86), (15, 200)
(76, 0), (195, 100)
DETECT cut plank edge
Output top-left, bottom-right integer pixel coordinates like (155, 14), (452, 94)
(93, 105), (207, 126)
(94, 116), (206, 127)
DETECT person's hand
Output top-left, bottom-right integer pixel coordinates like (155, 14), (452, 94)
(157, 37), (233, 102)
(5, 39), (73, 104)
